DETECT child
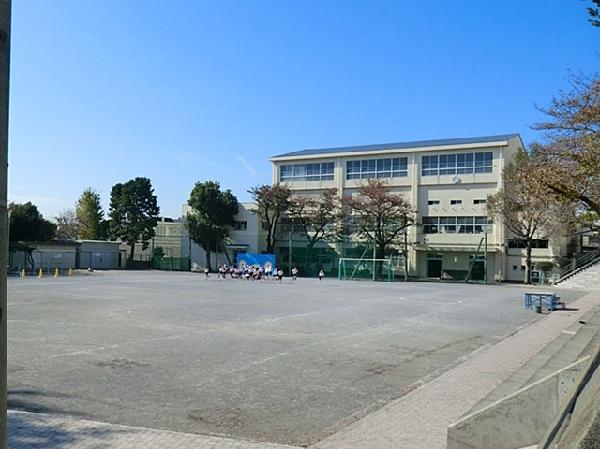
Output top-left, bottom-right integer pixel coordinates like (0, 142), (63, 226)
(291, 266), (298, 281)
(318, 269), (325, 284)
(277, 268), (283, 282)
(204, 267), (210, 280)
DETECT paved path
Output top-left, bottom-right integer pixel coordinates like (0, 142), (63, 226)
(311, 290), (600, 449)
(9, 290), (600, 449)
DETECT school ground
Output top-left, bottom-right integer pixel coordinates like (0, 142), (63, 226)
(7, 271), (587, 447)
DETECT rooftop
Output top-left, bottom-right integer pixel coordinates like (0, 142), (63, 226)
(272, 133), (520, 159)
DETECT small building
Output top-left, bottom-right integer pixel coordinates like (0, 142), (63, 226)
(76, 240), (123, 269)
(182, 202), (266, 269)
(9, 240), (77, 271)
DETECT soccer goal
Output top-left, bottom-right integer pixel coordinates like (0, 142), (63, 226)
(338, 257), (393, 282)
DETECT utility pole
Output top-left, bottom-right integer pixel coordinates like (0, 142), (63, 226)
(403, 228), (408, 282)
(0, 2), (10, 448)
(288, 229), (292, 275)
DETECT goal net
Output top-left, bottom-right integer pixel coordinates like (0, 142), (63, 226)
(338, 257), (393, 282)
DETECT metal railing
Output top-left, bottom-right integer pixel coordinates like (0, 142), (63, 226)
(554, 248), (600, 284)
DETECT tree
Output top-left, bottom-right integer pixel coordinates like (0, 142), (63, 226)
(487, 149), (572, 284)
(185, 181), (239, 271)
(55, 208), (80, 240)
(109, 177), (160, 263)
(248, 184), (292, 254)
(587, 0), (600, 26)
(76, 188), (105, 240)
(532, 72), (600, 230)
(9, 202), (56, 242)
(342, 179), (414, 262)
(288, 189), (341, 249)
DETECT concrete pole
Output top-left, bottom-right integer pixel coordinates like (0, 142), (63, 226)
(0, 2), (10, 448)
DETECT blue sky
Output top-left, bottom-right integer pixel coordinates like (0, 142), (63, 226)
(8, 1), (599, 219)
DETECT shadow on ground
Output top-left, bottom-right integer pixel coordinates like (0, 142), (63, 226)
(8, 388), (130, 449)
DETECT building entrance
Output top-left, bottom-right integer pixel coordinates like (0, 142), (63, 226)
(427, 256), (443, 278)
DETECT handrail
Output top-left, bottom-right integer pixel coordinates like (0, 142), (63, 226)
(555, 248), (600, 284)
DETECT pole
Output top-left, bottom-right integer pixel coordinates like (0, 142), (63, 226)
(484, 230), (488, 284)
(403, 228), (408, 282)
(0, 3), (10, 448)
(288, 229), (292, 275)
(372, 239), (376, 281)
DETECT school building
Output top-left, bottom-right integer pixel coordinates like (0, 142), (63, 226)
(270, 133), (572, 282)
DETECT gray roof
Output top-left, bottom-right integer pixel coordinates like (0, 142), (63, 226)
(272, 133), (520, 159)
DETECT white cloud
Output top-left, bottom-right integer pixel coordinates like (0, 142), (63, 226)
(236, 156), (257, 178)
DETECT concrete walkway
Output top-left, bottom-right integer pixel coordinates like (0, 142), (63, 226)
(9, 290), (600, 449)
(312, 290), (600, 449)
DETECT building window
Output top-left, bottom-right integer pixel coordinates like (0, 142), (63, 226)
(422, 217), (439, 234)
(450, 200), (462, 205)
(421, 152), (493, 176)
(473, 199), (487, 205)
(428, 200), (440, 206)
(232, 221), (247, 231)
(346, 157), (408, 180)
(422, 216), (492, 234)
(508, 239), (549, 249)
(280, 162), (334, 182)
(512, 265), (518, 271)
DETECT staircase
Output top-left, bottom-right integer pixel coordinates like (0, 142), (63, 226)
(554, 249), (600, 290)
(447, 307), (600, 449)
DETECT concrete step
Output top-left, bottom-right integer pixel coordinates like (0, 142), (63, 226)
(526, 324), (599, 385)
(466, 309), (599, 414)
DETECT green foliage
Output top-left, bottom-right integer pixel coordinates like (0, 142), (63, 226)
(76, 188), (105, 240)
(109, 177), (160, 261)
(153, 246), (165, 258)
(9, 202), (56, 242)
(185, 181), (238, 271)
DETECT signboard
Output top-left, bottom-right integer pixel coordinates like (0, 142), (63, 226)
(236, 253), (276, 271)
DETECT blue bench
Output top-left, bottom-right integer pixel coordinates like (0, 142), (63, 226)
(524, 292), (564, 311)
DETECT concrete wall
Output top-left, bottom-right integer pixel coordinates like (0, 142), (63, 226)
(447, 357), (589, 449)
(77, 241), (121, 269)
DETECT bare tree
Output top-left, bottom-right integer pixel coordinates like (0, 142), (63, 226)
(288, 188), (341, 249)
(55, 208), (80, 240)
(487, 149), (573, 283)
(533, 72), (600, 230)
(248, 184), (292, 254)
(342, 179), (414, 260)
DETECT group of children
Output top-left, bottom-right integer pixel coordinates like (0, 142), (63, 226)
(202, 264), (325, 283)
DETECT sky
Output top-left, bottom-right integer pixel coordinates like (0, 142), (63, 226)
(8, 0), (600, 219)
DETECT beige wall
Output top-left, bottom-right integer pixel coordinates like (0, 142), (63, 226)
(271, 135), (568, 282)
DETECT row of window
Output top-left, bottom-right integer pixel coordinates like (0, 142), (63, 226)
(280, 162), (335, 182)
(428, 199), (487, 206)
(507, 239), (549, 249)
(279, 152), (494, 182)
(422, 152), (493, 176)
(346, 158), (408, 180)
(422, 216), (491, 234)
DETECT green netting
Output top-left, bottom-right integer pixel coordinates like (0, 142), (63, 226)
(275, 239), (407, 280)
(338, 258), (393, 282)
(152, 256), (189, 271)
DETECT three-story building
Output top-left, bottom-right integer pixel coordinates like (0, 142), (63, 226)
(271, 133), (566, 281)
